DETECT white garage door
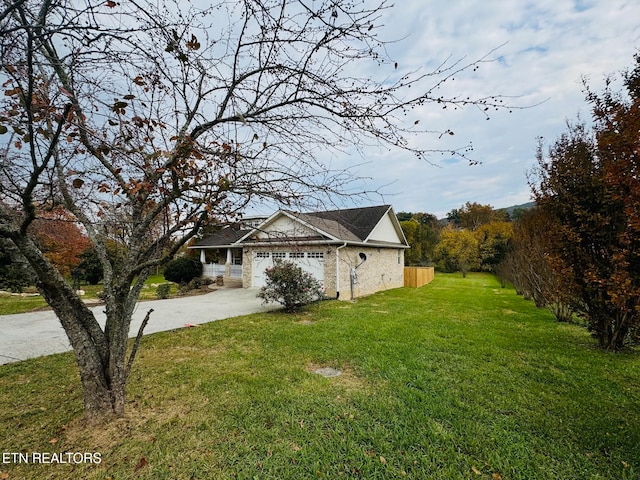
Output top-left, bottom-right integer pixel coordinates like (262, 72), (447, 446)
(252, 251), (325, 288)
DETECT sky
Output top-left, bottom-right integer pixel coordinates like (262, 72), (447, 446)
(331, 0), (640, 218)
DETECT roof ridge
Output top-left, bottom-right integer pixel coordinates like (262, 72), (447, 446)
(304, 204), (390, 215)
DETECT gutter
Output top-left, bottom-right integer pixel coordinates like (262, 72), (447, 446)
(239, 240), (409, 248)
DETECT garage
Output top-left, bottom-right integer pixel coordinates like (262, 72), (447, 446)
(252, 251), (325, 288)
(192, 205), (408, 299)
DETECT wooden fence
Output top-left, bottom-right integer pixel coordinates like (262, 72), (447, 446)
(404, 267), (435, 288)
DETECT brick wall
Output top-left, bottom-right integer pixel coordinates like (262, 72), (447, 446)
(336, 246), (404, 300)
(242, 245), (405, 300)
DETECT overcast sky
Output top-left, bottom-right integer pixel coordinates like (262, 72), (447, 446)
(334, 0), (640, 218)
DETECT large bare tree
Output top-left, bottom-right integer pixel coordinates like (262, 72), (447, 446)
(0, 0), (514, 421)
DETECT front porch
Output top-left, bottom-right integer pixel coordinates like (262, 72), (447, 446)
(199, 248), (243, 287)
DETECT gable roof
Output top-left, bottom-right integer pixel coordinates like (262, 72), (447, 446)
(286, 211), (361, 242)
(300, 205), (393, 242)
(192, 205), (408, 249)
(243, 205), (407, 247)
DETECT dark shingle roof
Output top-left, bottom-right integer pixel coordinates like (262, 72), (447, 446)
(290, 212), (361, 242)
(191, 228), (250, 247)
(301, 205), (392, 241)
(193, 205), (401, 248)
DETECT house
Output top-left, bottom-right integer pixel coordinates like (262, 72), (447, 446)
(189, 205), (409, 300)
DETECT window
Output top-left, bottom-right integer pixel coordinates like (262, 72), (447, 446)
(289, 252), (305, 259)
(272, 252), (286, 259)
(255, 252), (270, 258)
(307, 252), (324, 259)
(398, 249), (402, 264)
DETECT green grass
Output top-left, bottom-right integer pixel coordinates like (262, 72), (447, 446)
(0, 274), (177, 315)
(1, 273), (639, 479)
(0, 294), (48, 315)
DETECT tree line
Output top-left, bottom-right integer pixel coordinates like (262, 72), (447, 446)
(398, 201), (518, 278)
(401, 55), (640, 351)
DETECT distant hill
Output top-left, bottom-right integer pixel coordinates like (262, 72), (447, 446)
(433, 201), (536, 224)
(500, 201), (535, 217)
(400, 202), (537, 224)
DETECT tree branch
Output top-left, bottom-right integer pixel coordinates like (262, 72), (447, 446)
(125, 308), (153, 381)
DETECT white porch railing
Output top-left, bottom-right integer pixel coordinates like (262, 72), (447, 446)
(202, 263), (242, 278)
(229, 264), (242, 278)
(202, 263), (226, 277)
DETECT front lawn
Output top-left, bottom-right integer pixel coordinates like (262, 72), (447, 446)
(1, 273), (638, 479)
(0, 275), (180, 315)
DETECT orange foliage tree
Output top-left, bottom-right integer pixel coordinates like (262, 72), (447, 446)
(29, 206), (90, 277)
(532, 55), (640, 350)
(496, 207), (575, 322)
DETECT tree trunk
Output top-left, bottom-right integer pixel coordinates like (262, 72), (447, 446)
(602, 315), (629, 352)
(50, 300), (129, 422)
(72, 343), (122, 420)
(12, 235), (125, 422)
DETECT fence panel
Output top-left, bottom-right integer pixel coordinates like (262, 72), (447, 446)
(404, 267), (435, 288)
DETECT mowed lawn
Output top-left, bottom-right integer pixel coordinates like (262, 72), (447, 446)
(0, 275), (178, 316)
(1, 273), (639, 479)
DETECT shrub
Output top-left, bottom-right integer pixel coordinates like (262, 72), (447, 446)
(257, 260), (324, 312)
(0, 262), (31, 293)
(178, 281), (191, 294)
(77, 244), (127, 285)
(156, 283), (171, 299)
(77, 248), (103, 285)
(0, 239), (34, 292)
(163, 257), (203, 284)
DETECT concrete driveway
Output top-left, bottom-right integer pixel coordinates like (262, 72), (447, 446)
(0, 288), (274, 365)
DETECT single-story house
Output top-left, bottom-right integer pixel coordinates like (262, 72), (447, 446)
(189, 205), (409, 300)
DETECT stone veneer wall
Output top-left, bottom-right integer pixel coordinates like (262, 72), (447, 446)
(241, 247), (253, 288)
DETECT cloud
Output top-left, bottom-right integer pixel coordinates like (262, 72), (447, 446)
(344, 0), (640, 217)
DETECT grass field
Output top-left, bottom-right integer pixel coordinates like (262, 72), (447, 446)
(1, 273), (638, 479)
(0, 275), (176, 315)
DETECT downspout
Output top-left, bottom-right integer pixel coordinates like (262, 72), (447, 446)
(335, 242), (347, 300)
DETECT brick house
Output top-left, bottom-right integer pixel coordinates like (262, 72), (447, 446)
(190, 205), (409, 300)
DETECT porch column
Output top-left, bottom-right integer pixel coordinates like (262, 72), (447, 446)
(200, 249), (206, 263)
(225, 248), (232, 277)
